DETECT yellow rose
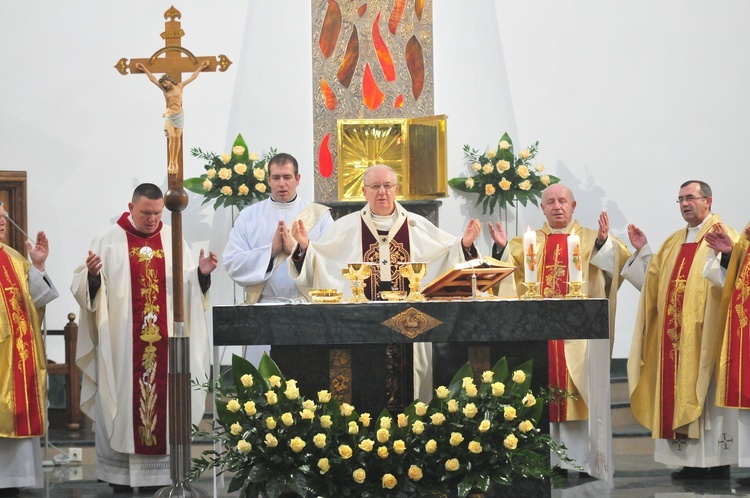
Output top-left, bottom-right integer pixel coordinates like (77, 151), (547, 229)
(236, 440), (251, 454)
(379, 416), (392, 429)
(499, 140), (511, 150)
(318, 390), (332, 403)
(485, 184), (496, 196)
(359, 413), (371, 427)
(468, 441), (482, 454)
(465, 383), (478, 397)
(240, 374), (253, 387)
(289, 437), (306, 453)
(504, 434), (518, 450)
(352, 468), (366, 484)
(265, 417), (276, 430)
(445, 458), (460, 472)
(518, 165), (530, 179)
(281, 412), (294, 427)
(253, 168), (266, 181)
(415, 402), (428, 416)
(348, 421), (359, 435)
(462, 377), (472, 389)
(358, 439), (374, 452)
(541, 174), (550, 186)
(202, 179), (213, 191)
(302, 399), (316, 411)
(462, 403), (478, 419)
(255, 183), (267, 193)
(268, 376), (281, 388)
(232, 145), (245, 156)
(536, 163), (545, 172)
(338, 444), (353, 459)
(284, 386), (299, 400)
(519, 180), (532, 191)
(377, 446), (389, 459)
(504, 406), (517, 421)
(430, 413), (446, 426)
(218, 167), (232, 180)
(376, 428), (390, 443)
(482, 163), (494, 175)
(481, 371), (493, 383)
(435, 386), (450, 399)
(393, 440), (406, 454)
(447, 399), (459, 413)
(286, 379), (297, 391)
(234, 163), (248, 175)
(318, 458), (330, 474)
(220, 186), (232, 196)
(478, 419), (491, 433)
(265, 391), (278, 405)
(471, 162), (482, 172)
(230, 422), (242, 436)
(518, 149), (531, 160)
(206, 168), (217, 179)
(300, 409), (314, 420)
(412, 420), (425, 435)
(226, 399), (240, 413)
(449, 432), (464, 447)
(425, 439), (437, 454)
(320, 415), (332, 428)
(465, 177), (475, 189)
(496, 159), (510, 172)
(382, 473), (397, 490)
(244, 401), (256, 415)
(491, 382), (505, 397)
(499, 177), (511, 191)
(485, 149), (496, 159)
(397, 413), (409, 428)
(248, 152), (259, 161)
(522, 393), (537, 407)
(313, 433), (327, 449)
(341, 403), (354, 417)
(265, 433), (278, 447)
(220, 153), (231, 164)
(408, 465), (423, 481)
(519, 420), (534, 433)
(512, 370), (526, 384)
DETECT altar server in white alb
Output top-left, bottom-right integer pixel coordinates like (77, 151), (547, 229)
(0, 203), (59, 495)
(71, 183), (217, 492)
(290, 164), (482, 400)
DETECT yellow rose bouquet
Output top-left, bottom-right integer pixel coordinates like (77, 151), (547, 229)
(185, 133), (275, 210)
(449, 132), (559, 215)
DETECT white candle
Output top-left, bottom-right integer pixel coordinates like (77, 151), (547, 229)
(567, 234), (583, 283)
(523, 227), (537, 283)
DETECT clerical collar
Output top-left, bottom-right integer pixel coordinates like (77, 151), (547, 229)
(270, 194), (298, 204)
(687, 213), (713, 233)
(547, 221), (574, 234)
(371, 210), (398, 232)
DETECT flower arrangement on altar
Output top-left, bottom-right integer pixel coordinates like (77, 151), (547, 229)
(191, 353), (573, 498)
(448, 132), (560, 215)
(185, 133), (276, 211)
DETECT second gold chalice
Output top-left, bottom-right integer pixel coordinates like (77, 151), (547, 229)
(399, 262), (428, 302)
(343, 262), (373, 303)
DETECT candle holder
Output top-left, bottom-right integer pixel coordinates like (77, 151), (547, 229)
(343, 263), (372, 303)
(565, 281), (587, 299)
(399, 262), (428, 302)
(520, 281), (542, 300)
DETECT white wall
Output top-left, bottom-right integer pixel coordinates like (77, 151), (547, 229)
(1, 1), (748, 361)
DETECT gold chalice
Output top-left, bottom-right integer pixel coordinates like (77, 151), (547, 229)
(343, 262), (372, 303)
(380, 290), (408, 301)
(399, 262), (428, 302)
(309, 289), (344, 304)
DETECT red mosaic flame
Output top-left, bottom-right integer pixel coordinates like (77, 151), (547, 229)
(319, 0), (342, 59)
(362, 62), (385, 110)
(415, 0), (424, 21)
(321, 78), (338, 110)
(318, 133), (333, 178)
(394, 94), (404, 108)
(373, 12), (396, 81)
(357, 3), (367, 16)
(405, 36), (425, 100)
(388, 0), (406, 35)
(337, 26), (359, 88)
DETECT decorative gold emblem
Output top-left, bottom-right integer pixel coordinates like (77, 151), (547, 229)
(383, 307), (442, 339)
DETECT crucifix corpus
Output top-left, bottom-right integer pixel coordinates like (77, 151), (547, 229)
(114, 6), (231, 497)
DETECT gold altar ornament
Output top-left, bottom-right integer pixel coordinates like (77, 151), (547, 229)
(399, 262), (428, 302)
(380, 290), (408, 301)
(343, 263), (372, 303)
(309, 289), (344, 304)
(382, 307), (443, 339)
(337, 115), (447, 202)
(565, 281), (588, 299)
(521, 281), (542, 300)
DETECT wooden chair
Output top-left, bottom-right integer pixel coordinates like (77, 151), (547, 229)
(46, 313), (81, 430)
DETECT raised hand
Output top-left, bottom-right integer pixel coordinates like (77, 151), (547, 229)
(462, 218), (482, 248)
(85, 250), (102, 277)
(198, 249), (219, 276)
(487, 221), (508, 249)
(705, 230), (734, 254)
(627, 224), (647, 251)
(27, 231), (50, 272)
(291, 219), (309, 251)
(597, 212), (610, 245)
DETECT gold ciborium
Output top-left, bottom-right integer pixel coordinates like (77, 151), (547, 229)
(343, 263), (372, 303)
(399, 262), (428, 302)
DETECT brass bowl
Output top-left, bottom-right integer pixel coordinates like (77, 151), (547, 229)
(380, 290), (408, 301)
(309, 289), (343, 304)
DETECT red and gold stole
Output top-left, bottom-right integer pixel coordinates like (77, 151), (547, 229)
(361, 217), (410, 300)
(657, 242), (698, 439)
(0, 247), (44, 437)
(720, 245), (750, 408)
(117, 213), (169, 455)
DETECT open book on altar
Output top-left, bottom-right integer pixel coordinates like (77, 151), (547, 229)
(421, 257), (515, 299)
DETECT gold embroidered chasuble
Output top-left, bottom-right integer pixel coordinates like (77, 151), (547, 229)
(629, 214), (739, 439)
(716, 222), (750, 408)
(0, 244), (46, 438)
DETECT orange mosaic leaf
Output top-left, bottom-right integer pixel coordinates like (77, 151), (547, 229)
(357, 3), (367, 16)
(336, 26), (359, 88)
(362, 63), (385, 110)
(394, 94), (404, 108)
(318, 133), (333, 178)
(405, 36), (425, 100)
(388, 0), (406, 34)
(372, 12), (396, 81)
(319, 0), (342, 59)
(321, 78), (338, 110)
(415, 0), (424, 21)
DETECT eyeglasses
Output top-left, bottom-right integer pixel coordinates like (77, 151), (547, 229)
(676, 195), (707, 203)
(364, 184), (397, 192)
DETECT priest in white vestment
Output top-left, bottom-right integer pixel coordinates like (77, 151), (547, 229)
(624, 180), (739, 480)
(489, 184), (630, 485)
(289, 165), (482, 401)
(71, 183), (217, 492)
(0, 203), (59, 494)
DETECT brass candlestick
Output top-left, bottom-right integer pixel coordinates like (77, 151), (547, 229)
(399, 262), (428, 302)
(343, 263), (372, 303)
(565, 281), (587, 299)
(520, 281), (542, 300)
